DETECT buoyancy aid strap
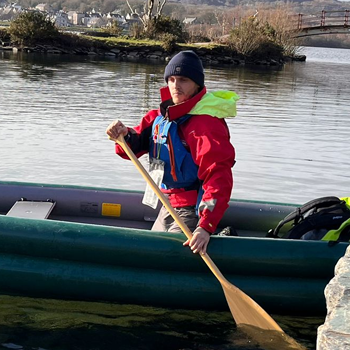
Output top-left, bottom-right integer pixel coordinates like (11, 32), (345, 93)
(322, 218), (350, 242)
(161, 188), (198, 208)
(341, 197), (350, 210)
(168, 114), (192, 183)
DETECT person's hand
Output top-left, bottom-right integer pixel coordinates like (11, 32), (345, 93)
(106, 120), (128, 141)
(183, 227), (210, 255)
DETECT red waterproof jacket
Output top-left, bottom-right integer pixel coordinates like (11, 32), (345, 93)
(115, 86), (236, 233)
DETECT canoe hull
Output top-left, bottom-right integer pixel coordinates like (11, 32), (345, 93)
(0, 181), (347, 315)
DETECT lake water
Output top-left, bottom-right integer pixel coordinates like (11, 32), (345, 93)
(0, 46), (349, 205)
(0, 46), (349, 350)
(0, 294), (322, 350)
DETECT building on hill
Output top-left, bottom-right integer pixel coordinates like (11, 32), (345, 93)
(183, 17), (198, 25)
(106, 12), (127, 27)
(67, 11), (86, 26)
(124, 13), (142, 29)
(35, 3), (53, 13)
(54, 10), (70, 27)
(0, 4), (21, 21)
(87, 15), (108, 28)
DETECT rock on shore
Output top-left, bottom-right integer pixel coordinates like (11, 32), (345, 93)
(317, 245), (350, 350)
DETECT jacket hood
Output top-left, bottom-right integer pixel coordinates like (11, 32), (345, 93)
(189, 90), (239, 119)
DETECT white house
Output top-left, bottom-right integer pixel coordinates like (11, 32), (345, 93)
(68, 11), (86, 25)
(87, 15), (108, 28)
(183, 17), (197, 25)
(0, 5), (19, 20)
(54, 11), (70, 27)
(35, 3), (53, 13)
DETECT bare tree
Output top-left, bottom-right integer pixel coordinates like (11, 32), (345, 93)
(126, 0), (166, 30)
(214, 10), (231, 36)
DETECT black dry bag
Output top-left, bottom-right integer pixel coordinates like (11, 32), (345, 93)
(267, 196), (350, 241)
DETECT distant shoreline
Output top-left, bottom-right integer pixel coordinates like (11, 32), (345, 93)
(0, 40), (307, 66)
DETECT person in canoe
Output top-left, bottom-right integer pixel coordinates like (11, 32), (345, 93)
(106, 50), (238, 255)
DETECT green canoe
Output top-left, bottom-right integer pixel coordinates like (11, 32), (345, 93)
(0, 180), (347, 316)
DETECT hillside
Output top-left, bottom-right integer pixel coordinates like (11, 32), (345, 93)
(4, 0), (348, 17)
(2, 0), (349, 48)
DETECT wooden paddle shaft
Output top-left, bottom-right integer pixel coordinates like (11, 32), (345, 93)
(114, 135), (284, 333)
(114, 137), (229, 279)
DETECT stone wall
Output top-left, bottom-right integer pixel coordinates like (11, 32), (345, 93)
(2, 43), (306, 66)
(317, 245), (350, 350)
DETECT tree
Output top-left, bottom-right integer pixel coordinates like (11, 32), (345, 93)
(105, 20), (123, 36)
(9, 11), (59, 46)
(228, 18), (284, 59)
(147, 15), (187, 42)
(126, 0), (167, 31)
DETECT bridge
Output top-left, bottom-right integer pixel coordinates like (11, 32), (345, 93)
(293, 10), (349, 37)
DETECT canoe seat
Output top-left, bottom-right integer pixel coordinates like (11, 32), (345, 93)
(6, 200), (56, 219)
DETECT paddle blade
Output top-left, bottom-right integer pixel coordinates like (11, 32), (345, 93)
(222, 284), (307, 349)
(222, 283), (282, 331)
(237, 324), (308, 350)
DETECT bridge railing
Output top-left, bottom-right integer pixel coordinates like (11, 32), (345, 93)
(296, 10), (349, 30)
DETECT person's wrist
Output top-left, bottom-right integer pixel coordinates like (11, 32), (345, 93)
(196, 226), (211, 236)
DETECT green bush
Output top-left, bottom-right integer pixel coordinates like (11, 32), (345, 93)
(187, 34), (211, 44)
(252, 40), (284, 59)
(146, 16), (188, 43)
(160, 33), (177, 53)
(129, 23), (144, 39)
(104, 20), (123, 37)
(229, 18), (266, 57)
(9, 11), (59, 46)
(0, 28), (10, 44)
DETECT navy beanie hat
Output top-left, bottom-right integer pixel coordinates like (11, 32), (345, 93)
(164, 50), (204, 88)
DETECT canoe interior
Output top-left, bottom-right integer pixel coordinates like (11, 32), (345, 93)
(0, 180), (298, 236)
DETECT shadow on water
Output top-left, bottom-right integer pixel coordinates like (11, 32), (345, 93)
(0, 295), (322, 350)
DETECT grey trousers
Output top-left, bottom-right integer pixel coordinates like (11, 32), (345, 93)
(151, 205), (198, 233)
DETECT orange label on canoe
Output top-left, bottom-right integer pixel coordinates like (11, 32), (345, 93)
(102, 203), (121, 217)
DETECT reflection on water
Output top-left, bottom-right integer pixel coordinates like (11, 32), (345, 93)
(0, 295), (321, 350)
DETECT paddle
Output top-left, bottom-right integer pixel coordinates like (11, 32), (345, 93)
(111, 135), (308, 349)
(112, 135), (282, 330)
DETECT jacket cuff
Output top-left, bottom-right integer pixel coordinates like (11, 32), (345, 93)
(198, 218), (216, 234)
(124, 129), (132, 142)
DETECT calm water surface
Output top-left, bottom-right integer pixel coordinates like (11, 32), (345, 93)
(0, 46), (349, 204)
(0, 46), (349, 350)
(0, 295), (321, 350)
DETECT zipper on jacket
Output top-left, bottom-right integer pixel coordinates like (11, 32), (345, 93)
(167, 133), (178, 182)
